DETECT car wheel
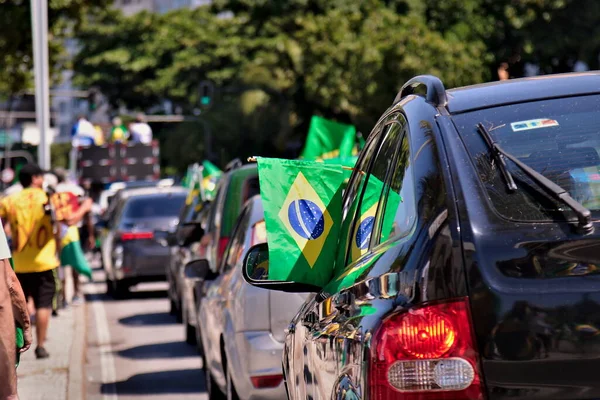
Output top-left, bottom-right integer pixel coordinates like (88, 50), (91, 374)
(186, 322), (197, 345)
(105, 277), (114, 296)
(205, 366), (225, 400)
(176, 297), (184, 324)
(226, 366), (240, 400)
(169, 298), (178, 316)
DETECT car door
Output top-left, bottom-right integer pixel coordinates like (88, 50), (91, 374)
(102, 198), (126, 281)
(284, 117), (391, 400)
(200, 207), (249, 387)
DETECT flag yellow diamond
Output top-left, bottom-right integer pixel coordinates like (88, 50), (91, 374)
(279, 172), (333, 268)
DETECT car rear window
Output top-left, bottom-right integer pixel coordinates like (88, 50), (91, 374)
(123, 193), (187, 219)
(453, 94), (600, 222)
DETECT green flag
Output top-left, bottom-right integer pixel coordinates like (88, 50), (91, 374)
(256, 157), (346, 287)
(301, 116), (357, 160)
(201, 160), (222, 201)
(333, 173), (402, 285)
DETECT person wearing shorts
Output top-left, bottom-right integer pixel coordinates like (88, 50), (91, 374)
(0, 164), (60, 359)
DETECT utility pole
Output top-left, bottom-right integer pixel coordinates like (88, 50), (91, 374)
(30, 0), (51, 169)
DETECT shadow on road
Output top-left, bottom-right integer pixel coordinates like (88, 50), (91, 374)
(101, 369), (206, 395)
(117, 341), (198, 359)
(85, 290), (168, 303)
(118, 311), (176, 326)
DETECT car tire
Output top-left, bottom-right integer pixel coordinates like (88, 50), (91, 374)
(105, 277), (114, 296)
(169, 298), (178, 316)
(226, 366), (240, 400)
(205, 367), (225, 400)
(186, 322), (197, 345)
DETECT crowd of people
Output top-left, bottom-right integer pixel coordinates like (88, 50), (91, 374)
(71, 113), (153, 147)
(0, 164), (95, 399)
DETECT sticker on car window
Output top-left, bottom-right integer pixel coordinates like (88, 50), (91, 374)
(511, 118), (559, 132)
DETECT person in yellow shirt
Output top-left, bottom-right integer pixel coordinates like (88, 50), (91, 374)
(0, 164), (58, 359)
(0, 164), (91, 359)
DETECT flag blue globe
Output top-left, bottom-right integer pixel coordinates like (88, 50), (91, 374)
(288, 199), (325, 240)
(355, 216), (375, 249)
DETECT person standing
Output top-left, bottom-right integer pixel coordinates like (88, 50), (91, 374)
(109, 117), (128, 144)
(0, 164), (60, 359)
(71, 114), (96, 147)
(128, 113), (153, 144)
(52, 169), (94, 307)
(0, 220), (31, 399)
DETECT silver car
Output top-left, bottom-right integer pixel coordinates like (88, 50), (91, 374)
(100, 186), (187, 297)
(187, 195), (306, 400)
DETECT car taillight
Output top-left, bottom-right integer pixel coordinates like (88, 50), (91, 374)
(369, 298), (483, 399)
(250, 374), (283, 389)
(120, 231), (154, 241)
(217, 237), (229, 262)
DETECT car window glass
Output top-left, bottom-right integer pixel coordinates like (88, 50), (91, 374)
(222, 207), (249, 272)
(335, 122), (385, 269)
(207, 183), (225, 233)
(347, 120), (405, 263)
(122, 194), (187, 219)
(376, 132), (416, 244)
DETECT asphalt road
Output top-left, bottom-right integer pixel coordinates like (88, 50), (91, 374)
(84, 260), (207, 400)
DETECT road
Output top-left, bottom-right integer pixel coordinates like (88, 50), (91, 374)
(84, 261), (207, 399)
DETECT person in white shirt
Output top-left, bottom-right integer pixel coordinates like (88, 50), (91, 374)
(128, 114), (153, 144)
(71, 115), (96, 147)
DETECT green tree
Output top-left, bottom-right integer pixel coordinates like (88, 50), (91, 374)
(0, 0), (110, 96)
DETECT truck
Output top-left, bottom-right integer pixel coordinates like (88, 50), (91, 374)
(74, 141), (161, 185)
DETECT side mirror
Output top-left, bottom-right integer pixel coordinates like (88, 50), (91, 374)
(178, 221), (204, 247)
(242, 243), (321, 293)
(184, 259), (217, 281)
(154, 229), (176, 247)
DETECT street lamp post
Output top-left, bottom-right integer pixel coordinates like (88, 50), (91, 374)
(30, 0), (51, 169)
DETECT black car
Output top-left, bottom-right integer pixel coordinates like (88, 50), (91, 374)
(243, 72), (600, 399)
(99, 186), (187, 297)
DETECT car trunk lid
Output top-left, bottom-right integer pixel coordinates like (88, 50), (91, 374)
(469, 233), (600, 399)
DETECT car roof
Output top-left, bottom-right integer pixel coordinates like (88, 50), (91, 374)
(446, 71), (600, 114)
(120, 186), (187, 199)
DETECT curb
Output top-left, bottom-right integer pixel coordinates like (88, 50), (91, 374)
(67, 301), (87, 400)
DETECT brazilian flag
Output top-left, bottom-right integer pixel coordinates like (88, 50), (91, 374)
(256, 157), (345, 287)
(331, 174), (402, 290)
(300, 116), (359, 161)
(201, 160), (222, 201)
(61, 226), (92, 279)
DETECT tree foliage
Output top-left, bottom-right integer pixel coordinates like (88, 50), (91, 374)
(0, 0), (110, 96)
(72, 0), (600, 171)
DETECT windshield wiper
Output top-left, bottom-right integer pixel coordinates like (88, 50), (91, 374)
(476, 123), (594, 234)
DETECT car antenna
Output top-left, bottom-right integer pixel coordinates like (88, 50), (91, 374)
(476, 123), (593, 234)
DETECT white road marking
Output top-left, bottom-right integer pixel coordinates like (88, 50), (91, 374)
(87, 282), (118, 400)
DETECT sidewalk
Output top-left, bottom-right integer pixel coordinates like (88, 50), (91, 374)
(17, 268), (87, 400)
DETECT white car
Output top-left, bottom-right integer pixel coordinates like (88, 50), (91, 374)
(189, 195), (306, 400)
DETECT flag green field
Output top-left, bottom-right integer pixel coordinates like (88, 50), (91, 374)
(60, 226), (92, 279)
(301, 116), (358, 160)
(256, 157), (346, 287)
